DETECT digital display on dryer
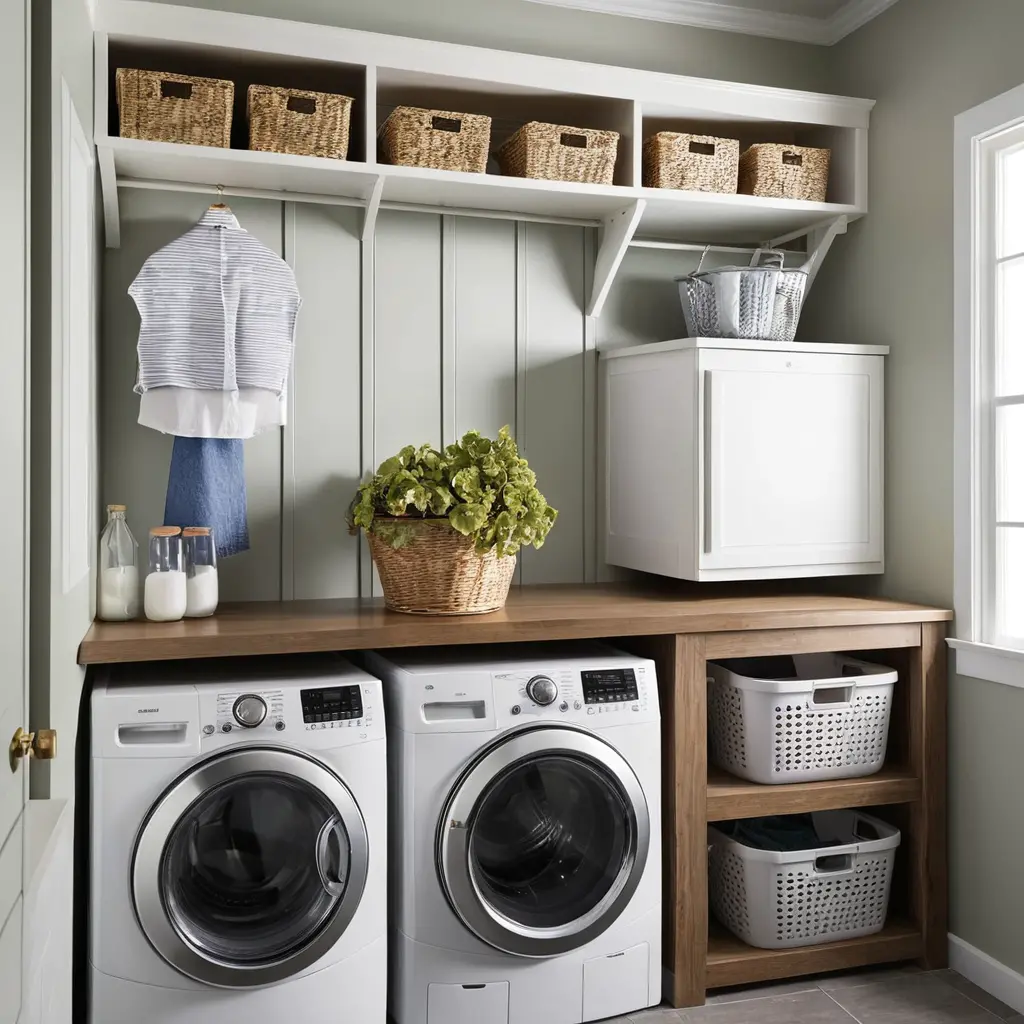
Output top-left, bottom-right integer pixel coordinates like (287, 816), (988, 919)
(301, 685), (363, 724)
(581, 668), (638, 704)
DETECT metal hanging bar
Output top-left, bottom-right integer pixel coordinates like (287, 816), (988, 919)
(628, 239), (760, 257)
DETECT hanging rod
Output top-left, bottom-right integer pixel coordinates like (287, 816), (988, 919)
(629, 239), (760, 256)
(116, 177), (602, 228)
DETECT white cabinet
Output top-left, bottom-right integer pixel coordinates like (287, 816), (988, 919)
(601, 339), (886, 581)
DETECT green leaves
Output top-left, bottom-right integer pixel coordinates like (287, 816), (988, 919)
(348, 426), (558, 557)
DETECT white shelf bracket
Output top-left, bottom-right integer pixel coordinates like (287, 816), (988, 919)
(98, 145), (120, 249)
(767, 214), (848, 293)
(587, 199), (646, 318)
(362, 174), (385, 243)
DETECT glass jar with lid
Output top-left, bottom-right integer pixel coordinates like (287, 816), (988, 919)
(183, 527), (219, 618)
(97, 504), (139, 621)
(145, 526), (186, 622)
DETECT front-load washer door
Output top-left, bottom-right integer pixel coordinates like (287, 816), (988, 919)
(437, 725), (650, 958)
(132, 746), (369, 988)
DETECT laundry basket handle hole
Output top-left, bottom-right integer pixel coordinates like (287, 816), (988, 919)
(814, 853), (854, 874)
(689, 140), (716, 156)
(432, 116), (463, 132)
(560, 132), (588, 148)
(782, 151), (804, 166)
(160, 80), (193, 101)
(287, 96), (317, 115)
(811, 684), (854, 707)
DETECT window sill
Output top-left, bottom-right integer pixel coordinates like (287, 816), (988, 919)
(948, 639), (1024, 689)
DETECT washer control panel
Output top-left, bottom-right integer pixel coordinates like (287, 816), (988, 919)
(581, 668), (639, 705)
(301, 685), (364, 727)
(214, 689), (285, 735)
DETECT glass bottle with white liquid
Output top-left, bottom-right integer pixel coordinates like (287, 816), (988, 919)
(145, 527), (187, 622)
(97, 505), (139, 621)
(183, 527), (218, 617)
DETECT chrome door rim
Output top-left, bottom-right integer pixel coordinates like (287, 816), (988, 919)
(436, 725), (650, 958)
(132, 746), (369, 988)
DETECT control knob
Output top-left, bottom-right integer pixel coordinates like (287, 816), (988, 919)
(233, 694), (267, 729)
(526, 675), (558, 706)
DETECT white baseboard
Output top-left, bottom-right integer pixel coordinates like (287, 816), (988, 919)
(949, 934), (1024, 1016)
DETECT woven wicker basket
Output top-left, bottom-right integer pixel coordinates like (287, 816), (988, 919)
(379, 106), (492, 173)
(367, 519), (516, 615)
(116, 68), (233, 148)
(248, 85), (353, 159)
(739, 143), (831, 202)
(498, 122), (619, 185)
(643, 132), (739, 193)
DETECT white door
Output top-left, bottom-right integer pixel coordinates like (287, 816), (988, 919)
(0, 0), (31, 1020)
(699, 348), (884, 572)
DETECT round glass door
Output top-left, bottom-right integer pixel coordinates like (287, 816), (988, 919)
(133, 748), (368, 988)
(437, 727), (650, 958)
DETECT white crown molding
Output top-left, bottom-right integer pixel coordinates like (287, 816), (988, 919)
(523, 0), (903, 45)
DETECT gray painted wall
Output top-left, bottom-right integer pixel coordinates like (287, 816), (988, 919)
(799, 0), (1024, 976)
(103, 193), (609, 598)
(143, 0), (828, 91)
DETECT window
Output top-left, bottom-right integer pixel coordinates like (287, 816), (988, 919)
(953, 83), (1024, 684)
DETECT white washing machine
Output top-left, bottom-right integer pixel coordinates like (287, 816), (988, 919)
(365, 644), (661, 1024)
(89, 654), (387, 1023)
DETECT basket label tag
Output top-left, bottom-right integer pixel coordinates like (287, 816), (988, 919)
(432, 116), (463, 132)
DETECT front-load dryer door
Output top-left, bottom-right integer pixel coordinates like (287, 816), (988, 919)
(437, 725), (650, 958)
(132, 746), (369, 988)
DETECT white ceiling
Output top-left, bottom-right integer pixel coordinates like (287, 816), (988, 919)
(523, 0), (902, 45)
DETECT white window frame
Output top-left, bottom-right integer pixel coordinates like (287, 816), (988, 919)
(952, 82), (1024, 689)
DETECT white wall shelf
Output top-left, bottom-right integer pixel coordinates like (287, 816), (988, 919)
(94, 0), (875, 316)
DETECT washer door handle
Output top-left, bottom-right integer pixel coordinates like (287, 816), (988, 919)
(316, 815), (349, 897)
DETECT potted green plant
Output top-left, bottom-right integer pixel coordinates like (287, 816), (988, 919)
(349, 426), (557, 615)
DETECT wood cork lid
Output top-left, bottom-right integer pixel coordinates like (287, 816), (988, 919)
(149, 526), (182, 537)
(107, 504), (127, 512)
(182, 527), (212, 537)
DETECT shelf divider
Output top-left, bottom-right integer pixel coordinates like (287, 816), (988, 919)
(706, 765), (921, 822)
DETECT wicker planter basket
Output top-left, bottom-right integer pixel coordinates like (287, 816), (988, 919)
(367, 519), (516, 615)
(116, 68), (233, 148)
(248, 85), (353, 159)
(498, 122), (619, 185)
(739, 143), (831, 202)
(379, 106), (492, 173)
(643, 132), (739, 193)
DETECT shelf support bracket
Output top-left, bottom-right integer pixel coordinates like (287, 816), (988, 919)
(768, 214), (848, 294)
(362, 175), (385, 243)
(587, 199), (645, 318)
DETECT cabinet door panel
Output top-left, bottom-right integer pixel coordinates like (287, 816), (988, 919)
(700, 350), (882, 571)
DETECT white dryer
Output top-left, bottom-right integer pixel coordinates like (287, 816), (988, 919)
(365, 644), (661, 1024)
(89, 654), (387, 1023)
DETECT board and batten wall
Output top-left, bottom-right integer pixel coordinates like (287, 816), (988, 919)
(102, 191), (693, 600)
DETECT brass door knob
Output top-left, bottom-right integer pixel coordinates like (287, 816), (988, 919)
(9, 727), (57, 773)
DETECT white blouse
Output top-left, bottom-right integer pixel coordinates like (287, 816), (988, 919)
(130, 207), (300, 439)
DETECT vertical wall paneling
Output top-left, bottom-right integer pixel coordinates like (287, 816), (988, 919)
(289, 203), (362, 600)
(518, 222), (587, 585)
(281, 203), (297, 600)
(441, 215), (457, 448)
(583, 228), (598, 584)
(221, 202), (285, 602)
(451, 217), (518, 441)
(359, 206), (375, 597)
(514, 222), (528, 588)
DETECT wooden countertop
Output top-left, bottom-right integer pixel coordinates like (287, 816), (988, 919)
(78, 583), (952, 665)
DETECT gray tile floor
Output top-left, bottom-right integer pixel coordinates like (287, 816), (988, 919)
(610, 968), (1023, 1023)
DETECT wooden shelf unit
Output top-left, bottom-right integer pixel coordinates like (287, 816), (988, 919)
(79, 584), (950, 1008)
(622, 616), (949, 1007)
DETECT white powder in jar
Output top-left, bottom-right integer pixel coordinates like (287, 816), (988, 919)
(186, 564), (219, 618)
(145, 570), (187, 622)
(98, 565), (139, 621)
